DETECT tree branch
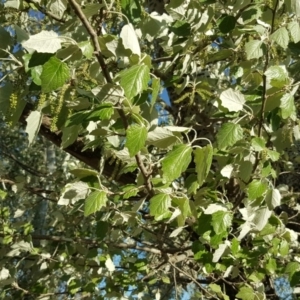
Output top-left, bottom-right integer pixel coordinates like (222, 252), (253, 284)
(25, 0), (66, 23)
(67, 0), (153, 194)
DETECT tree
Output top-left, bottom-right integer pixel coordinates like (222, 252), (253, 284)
(0, 0), (300, 299)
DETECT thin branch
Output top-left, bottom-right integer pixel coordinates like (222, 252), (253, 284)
(233, 0), (279, 211)
(67, 0), (112, 84)
(67, 0), (153, 194)
(0, 146), (47, 177)
(168, 260), (219, 299)
(25, 0), (66, 23)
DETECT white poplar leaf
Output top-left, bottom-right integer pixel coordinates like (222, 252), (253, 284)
(220, 88), (245, 112)
(26, 111), (42, 146)
(120, 24), (141, 56)
(105, 257), (115, 272)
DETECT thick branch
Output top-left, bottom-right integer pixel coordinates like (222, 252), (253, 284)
(19, 104), (136, 184)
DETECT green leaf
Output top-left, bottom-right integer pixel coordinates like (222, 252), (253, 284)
(28, 52), (53, 68)
(265, 65), (289, 87)
(122, 185), (139, 199)
(270, 27), (289, 49)
(238, 160), (253, 182)
(120, 64), (150, 99)
(0, 26), (12, 50)
(266, 149), (280, 161)
(69, 168), (99, 179)
(241, 6), (262, 24)
(251, 137), (265, 151)
(219, 15), (236, 34)
(86, 104), (114, 121)
(280, 93), (295, 119)
(31, 66), (43, 86)
(84, 191), (107, 217)
(212, 211), (232, 234)
(161, 144), (192, 182)
(220, 88), (245, 112)
(194, 145), (213, 187)
(161, 276), (170, 284)
(0, 189), (7, 200)
(40, 57), (70, 92)
(231, 238), (239, 256)
(216, 123), (243, 150)
(236, 286), (255, 300)
(61, 125), (80, 149)
(149, 193), (171, 220)
(285, 262), (300, 275)
(247, 180), (268, 200)
(172, 196), (191, 226)
(170, 20), (191, 36)
(82, 3), (104, 18)
(185, 174), (199, 195)
(209, 283), (222, 293)
(279, 240), (289, 256)
(78, 40), (94, 59)
(25, 110), (42, 146)
(96, 221), (109, 240)
(125, 124), (147, 157)
(245, 40), (263, 59)
(151, 78), (161, 108)
(265, 258), (277, 274)
(22, 30), (63, 53)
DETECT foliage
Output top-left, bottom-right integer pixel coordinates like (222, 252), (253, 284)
(1, 0), (300, 299)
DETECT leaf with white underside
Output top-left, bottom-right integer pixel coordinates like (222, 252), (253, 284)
(147, 127), (177, 148)
(120, 23), (141, 56)
(204, 204), (227, 214)
(220, 88), (245, 112)
(247, 180), (268, 200)
(58, 182), (89, 205)
(25, 111), (42, 146)
(213, 242), (229, 263)
(288, 21), (300, 43)
(162, 144), (192, 182)
(265, 188), (281, 210)
(48, 0), (67, 19)
(22, 30), (63, 53)
(252, 206), (272, 231)
(85, 191), (107, 217)
(105, 257), (115, 272)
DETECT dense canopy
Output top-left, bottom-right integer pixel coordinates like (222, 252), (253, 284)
(1, 0), (300, 299)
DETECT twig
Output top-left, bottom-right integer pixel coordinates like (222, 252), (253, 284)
(25, 0), (66, 23)
(168, 260), (219, 299)
(67, 0), (153, 194)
